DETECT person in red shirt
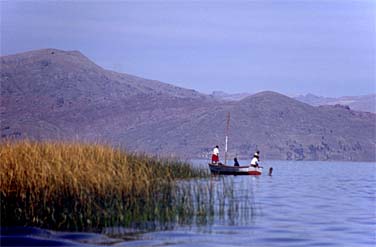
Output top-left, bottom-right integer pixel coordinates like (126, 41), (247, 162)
(211, 145), (219, 164)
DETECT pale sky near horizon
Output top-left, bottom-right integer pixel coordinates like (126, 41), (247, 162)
(1, 0), (375, 97)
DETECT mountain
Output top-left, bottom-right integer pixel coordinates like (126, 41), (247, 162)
(1, 48), (212, 140)
(123, 91), (375, 161)
(1, 49), (375, 161)
(210, 91), (251, 101)
(294, 93), (376, 113)
(212, 91), (376, 113)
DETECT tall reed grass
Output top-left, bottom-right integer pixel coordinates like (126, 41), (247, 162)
(0, 141), (208, 231)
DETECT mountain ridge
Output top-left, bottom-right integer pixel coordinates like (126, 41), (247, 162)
(1, 48), (208, 100)
(210, 90), (375, 113)
(294, 93), (375, 113)
(1, 49), (375, 161)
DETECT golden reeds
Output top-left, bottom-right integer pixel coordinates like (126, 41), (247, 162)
(0, 140), (207, 231)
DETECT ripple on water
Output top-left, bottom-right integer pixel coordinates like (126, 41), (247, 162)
(305, 242), (339, 246)
(251, 236), (312, 247)
(0, 227), (123, 246)
(2, 161), (375, 247)
(0, 236), (76, 247)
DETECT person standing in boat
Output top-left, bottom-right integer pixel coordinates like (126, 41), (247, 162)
(212, 145), (219, 164)
(250, 151), (260, 168)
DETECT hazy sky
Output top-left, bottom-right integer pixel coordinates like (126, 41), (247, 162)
(1, 0), (375, 97)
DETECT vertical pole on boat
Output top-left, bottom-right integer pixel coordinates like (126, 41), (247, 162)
(224, 112), (230, 165)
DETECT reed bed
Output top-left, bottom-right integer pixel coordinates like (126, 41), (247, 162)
(0, 140), (208, 231)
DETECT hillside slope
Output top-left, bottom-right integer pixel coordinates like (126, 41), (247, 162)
(122, 91), (375, 161)
(1, 48), (211, 140)
(1, 49), (375, 161)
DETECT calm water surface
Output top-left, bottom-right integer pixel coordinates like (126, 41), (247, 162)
(2, 161), (375, 246)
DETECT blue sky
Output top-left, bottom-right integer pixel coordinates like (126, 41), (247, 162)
(1, 0), (375, 97)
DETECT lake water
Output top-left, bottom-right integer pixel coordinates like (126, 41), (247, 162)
(1, 160), (375, 246)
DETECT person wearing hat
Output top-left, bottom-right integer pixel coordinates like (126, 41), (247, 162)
(250, 151), (260, 168)
(211, 145), (219, 164)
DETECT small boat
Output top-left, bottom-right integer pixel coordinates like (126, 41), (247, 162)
(208, 163), (263, 176)
(209, 112), (263, 176)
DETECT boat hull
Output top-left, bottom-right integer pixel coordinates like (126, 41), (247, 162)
(208, 163), (262, 176)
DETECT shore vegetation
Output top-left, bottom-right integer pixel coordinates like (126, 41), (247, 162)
(0, 141), (209, 231)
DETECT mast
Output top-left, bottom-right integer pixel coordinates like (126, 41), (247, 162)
(224, 112), (230, 165)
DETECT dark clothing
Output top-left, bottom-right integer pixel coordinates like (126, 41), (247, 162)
(269, 167), (273, 176)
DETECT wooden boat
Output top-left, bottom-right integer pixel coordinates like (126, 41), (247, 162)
(209, 113), (263, 176)
(208, 163), (262, 176)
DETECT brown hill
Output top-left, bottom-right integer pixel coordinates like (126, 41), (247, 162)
(1, 49), (375, 161)
(122, 91), (375, 161)
(212, 91), (376, 113)
(1, 48), (211, 140)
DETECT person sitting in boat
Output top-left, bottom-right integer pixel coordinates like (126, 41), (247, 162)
(234, 157), (240, 166)
(250, 151), (260, 168)
(211, 145), (219, 164)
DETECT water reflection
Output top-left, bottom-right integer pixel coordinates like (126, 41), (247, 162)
(2, 161), (375, 247)
(102, 175), (261, 237)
